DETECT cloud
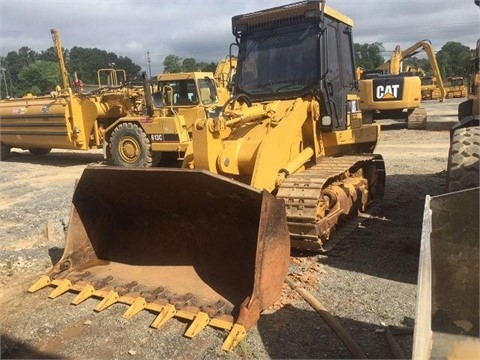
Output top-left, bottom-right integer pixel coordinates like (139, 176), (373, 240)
(1, 0), (478, 74)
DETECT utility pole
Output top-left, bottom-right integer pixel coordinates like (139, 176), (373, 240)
(0, 67), (9, 99)
(145, 51), (152, 80)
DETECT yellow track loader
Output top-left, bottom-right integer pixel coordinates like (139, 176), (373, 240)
(29, 0), (386, 351)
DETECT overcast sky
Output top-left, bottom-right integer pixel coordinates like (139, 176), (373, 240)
(1, 0), (479, 75)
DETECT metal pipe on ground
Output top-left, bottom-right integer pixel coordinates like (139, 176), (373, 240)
(285, 276), (367, 359)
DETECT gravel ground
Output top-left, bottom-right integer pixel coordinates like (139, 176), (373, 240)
(0, 98), (459, 359)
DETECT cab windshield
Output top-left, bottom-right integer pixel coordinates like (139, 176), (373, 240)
(157, 78), (219, 106)
(236, 23), (319, 100)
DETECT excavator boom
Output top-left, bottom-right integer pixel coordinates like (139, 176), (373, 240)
(374, 40), (446, 101)
(400, 40), (446, 101)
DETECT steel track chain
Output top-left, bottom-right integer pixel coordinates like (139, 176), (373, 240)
(277, 154), (385, 251)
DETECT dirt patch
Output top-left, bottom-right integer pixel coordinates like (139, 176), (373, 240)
(0, 99), (459, 359)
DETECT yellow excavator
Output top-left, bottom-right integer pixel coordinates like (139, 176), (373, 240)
(214, 55), (237, 92)
(28, 0), (386, 351)
(358, 40), (446, 129)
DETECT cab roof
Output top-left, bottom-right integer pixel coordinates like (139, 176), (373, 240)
(232, 0), (353, 36)
(157, 72), (214, 82)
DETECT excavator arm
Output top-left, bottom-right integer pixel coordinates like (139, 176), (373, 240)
(376, 40), (446, 101)
(400, 40), (446, 101)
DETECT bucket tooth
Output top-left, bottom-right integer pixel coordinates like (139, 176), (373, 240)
(145, 301), (165, 314)
(209, 315), (234, 331)
(184, 312), (210, 338)
(150, 304), (176, 329)
(48, 279), (72, 299)
(71, 284), (95, 305)
(222, 323), (247, 352)
(94, 290), (119, 312)
(122, 297), (146, 319)
(28, 275), (52, 293)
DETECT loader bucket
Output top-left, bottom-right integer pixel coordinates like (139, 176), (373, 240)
(413, 188), (479, 359)
(29, 166), (290, 350)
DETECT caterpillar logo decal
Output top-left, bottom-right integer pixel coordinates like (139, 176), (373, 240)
(373, 77), (404, 101)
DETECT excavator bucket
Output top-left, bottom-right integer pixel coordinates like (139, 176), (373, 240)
(29, 166), (290, 351)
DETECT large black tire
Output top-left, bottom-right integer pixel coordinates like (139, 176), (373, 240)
(1, 142), (11, 161)
(458, 99), (473, 121)
(110, 123), (158, 168)
(446, 126), (480, 192)
(29, 148), (52, 155)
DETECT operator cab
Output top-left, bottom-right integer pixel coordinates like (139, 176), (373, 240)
(156, 75), (219, 107)
(232, 1), (357, 130)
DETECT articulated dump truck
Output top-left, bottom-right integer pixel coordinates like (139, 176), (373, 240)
(28, 0), (386, 351)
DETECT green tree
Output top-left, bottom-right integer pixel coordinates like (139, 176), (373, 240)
(163, 55), (183, 73)
(3, 47), (38, 86)
(67, 47), (141, 84)
(17, 60), (60, 95)
(182, 58), (197, 72)
(436, 41), (473, 79)
(197, 61), (217, 72)
(38, 46), (64, 63)
(162, 55), (218, 73)
(114, 56), (142, 82)
(1, 45), (142, 94)
(68, 47), (110, 84)
(354, 42), (385, 69)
